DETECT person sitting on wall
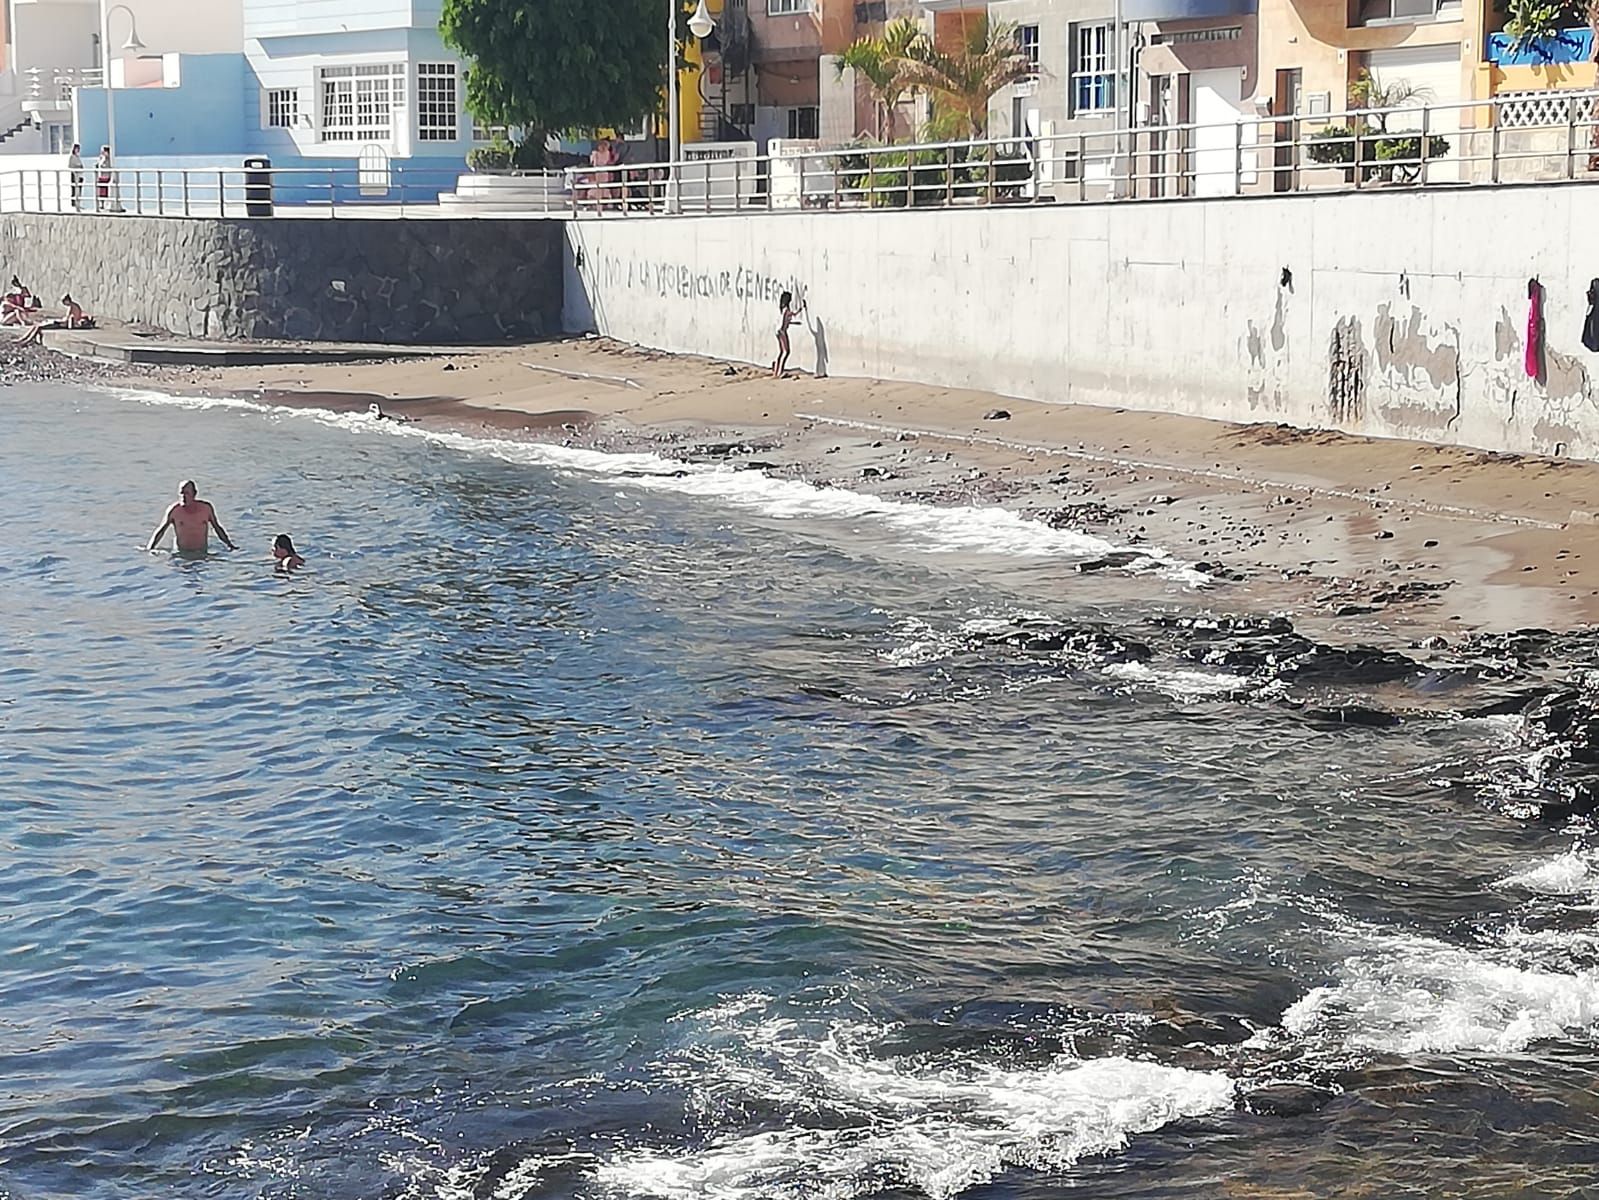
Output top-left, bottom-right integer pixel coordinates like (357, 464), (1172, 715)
(60, 295), (94, 330)
(1, 289), (40, 326)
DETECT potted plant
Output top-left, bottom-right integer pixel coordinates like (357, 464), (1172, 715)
(1487, 0), (1591, 63)
(1305, 72), (1451, 183)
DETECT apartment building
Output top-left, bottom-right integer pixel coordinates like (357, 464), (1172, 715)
(64, 0), (481, 200)
(716, 0), (925, 147)
(9, 0), (241, 153)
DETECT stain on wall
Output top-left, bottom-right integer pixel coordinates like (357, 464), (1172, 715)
(1370, 302), (1461, 432)
(1328, 316), (1366, 425)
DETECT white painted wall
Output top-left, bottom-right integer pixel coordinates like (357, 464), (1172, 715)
(564, 185), (1599, 461)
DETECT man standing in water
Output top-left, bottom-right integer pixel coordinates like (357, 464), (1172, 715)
(147, 480), (237, 552)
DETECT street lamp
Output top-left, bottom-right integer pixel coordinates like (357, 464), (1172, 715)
(100, 1), (146, 164)
(667, 0), (716, 212)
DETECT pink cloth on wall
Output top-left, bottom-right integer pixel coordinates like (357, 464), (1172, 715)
(1526, 279), (1543, 380)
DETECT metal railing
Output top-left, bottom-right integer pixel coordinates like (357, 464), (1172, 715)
(0, 163), (565, 218)
(1, 88), (1594, 221)
(562, 88), (1599, 216)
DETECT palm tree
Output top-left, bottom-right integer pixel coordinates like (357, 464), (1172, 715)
(835, 18), (923, 142)
(898, 16), (1034, 140)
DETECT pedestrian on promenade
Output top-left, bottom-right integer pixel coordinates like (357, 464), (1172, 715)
(67, 143), (83, 210)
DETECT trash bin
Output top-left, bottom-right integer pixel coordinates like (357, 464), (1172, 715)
(243, 156), (273, 217)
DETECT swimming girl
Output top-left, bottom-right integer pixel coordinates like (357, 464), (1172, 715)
(272, 533), (305, 572)
(772, 290), (804, 379)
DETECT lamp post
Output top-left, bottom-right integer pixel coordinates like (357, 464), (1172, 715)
(667, 0), (716, 213)
(99, 1), (146, 165)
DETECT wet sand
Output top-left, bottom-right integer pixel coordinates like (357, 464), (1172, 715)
(117, 336), (1599, 638)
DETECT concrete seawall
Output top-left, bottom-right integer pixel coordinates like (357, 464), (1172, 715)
(0, 215), (563, 344)
(564, 184), (1599, 461)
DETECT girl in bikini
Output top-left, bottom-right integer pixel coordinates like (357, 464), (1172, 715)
(772, 290), (804, 378)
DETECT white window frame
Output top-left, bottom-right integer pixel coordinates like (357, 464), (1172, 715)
(768, 0), (813, 14)
(1016, 24), (1040, 77)
(266, 88), (299, 130)
(1355, 0), (1461, 24)
(318, 63), (405, 145)
(1070, 23), (1116, 117)
(416, 62), (459, 142)
(785, 105), (819, 139)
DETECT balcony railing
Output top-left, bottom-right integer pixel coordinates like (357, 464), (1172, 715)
(22, 67), (104, 109)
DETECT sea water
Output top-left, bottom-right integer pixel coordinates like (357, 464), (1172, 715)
(2, 382), (1598, 1199)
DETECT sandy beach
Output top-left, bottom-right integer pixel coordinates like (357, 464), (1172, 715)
(127, 334), (1596, 642)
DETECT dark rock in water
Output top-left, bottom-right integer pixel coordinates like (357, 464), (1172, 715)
(1244, 1083), (1339, 1118)
(1034, 502), (1123, 528)
(1299, 704), (1403, 729)
(1075, 551), (1145, 573)
(1281, 644), (1419, 685)
(985, 621), (1154, 664)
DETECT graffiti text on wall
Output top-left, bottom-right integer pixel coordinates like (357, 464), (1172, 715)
(592, 254), (797, 305)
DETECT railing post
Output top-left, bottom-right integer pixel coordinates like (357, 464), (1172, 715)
(1077, 134), (1086, 201)
(705, 160), (712, 213)
(182, 169), (190, 218)
(1353, 125), (1364, 190)
(945, 144), (954, 205)
(1491, 99), (1502, 184)
(218, 169), (226, 216)
(735, 156), (742, 212)
(1233, 119), (1243, 194)
(1566, 96), (1579, 180)
(986, 143), (996, 205)
(1418, 106), (1430, 186)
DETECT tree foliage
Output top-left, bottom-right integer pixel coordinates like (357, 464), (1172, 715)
(441, 0), (676, 151)
(898, 17), (1033, 139)
(836, 18), (922, 142)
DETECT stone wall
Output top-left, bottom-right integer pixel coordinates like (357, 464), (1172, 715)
(564, 183), (1599, 462)
(0, 214), (563, 343)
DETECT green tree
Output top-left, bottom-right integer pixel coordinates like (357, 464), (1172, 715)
(836, 18), (923, 142)
(899, 16), (1033, 139)
(441, 0), (680, 163)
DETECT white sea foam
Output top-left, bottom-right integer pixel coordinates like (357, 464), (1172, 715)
(1101, 661), (1253, 701)
(582, 997), (1232, 1200)
(114, 388), (1206, 579)
(1496, 848), (1599, 897)
(1280, 925), (1599, 1056)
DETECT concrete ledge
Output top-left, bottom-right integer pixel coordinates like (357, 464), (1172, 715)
(43, 329), (442, 366)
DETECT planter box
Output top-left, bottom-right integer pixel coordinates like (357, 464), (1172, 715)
(1487, 28), (1593, 66)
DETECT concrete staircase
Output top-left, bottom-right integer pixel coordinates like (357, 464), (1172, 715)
(437, 171), (569, 213)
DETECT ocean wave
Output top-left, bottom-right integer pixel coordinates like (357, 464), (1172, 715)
(112, 387), (1206, 581)
(485, 994), (1234, 1200)
(1279, 925), (1599, 1056)
(1495, 848), (1599, 897)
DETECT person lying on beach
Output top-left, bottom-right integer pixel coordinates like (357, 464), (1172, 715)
(368, 401), (411, 423)
(272, 533), (305, 572)
(60, 295), (94, 330)
(147, 480), (237, 553)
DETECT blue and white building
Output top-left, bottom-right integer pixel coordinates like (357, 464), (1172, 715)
(72, 0), (483, 203)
